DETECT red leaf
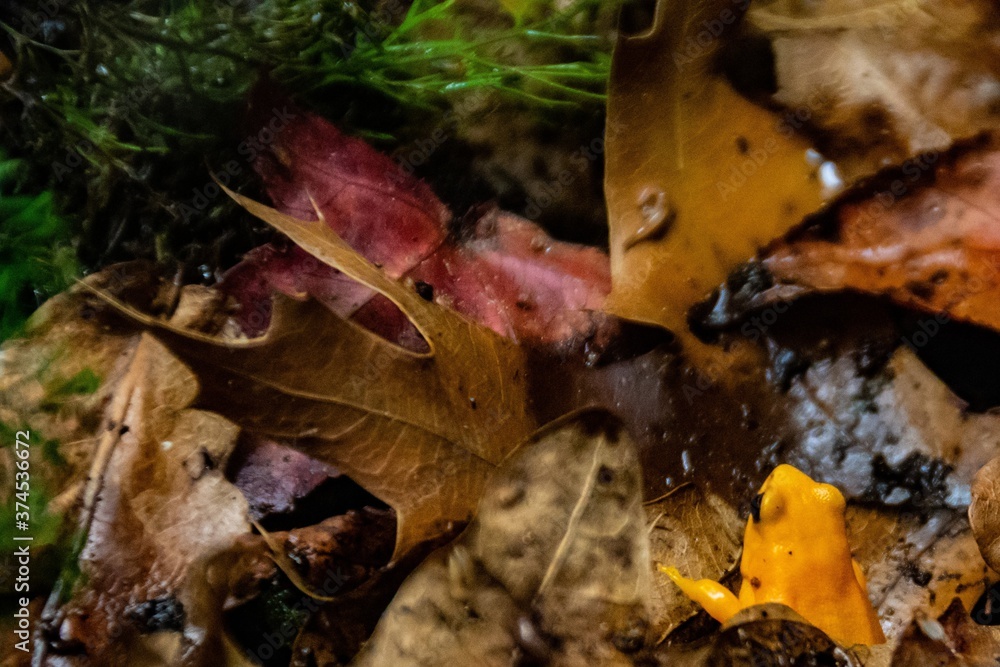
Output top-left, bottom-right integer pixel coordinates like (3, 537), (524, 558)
(220, 108), (614, 353)
(763, 139), (1000, 332)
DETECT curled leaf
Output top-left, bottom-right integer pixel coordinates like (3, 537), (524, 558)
(84, 190), (535, 559)
(226, 108), (616, 354)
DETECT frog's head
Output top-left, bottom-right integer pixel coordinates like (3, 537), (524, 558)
(746, 464), (848, 547)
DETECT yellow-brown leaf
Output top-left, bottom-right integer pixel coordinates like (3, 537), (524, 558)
(604, 0), (828, 359)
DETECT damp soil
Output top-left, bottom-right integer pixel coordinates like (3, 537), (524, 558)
(525, 290), (979, 510)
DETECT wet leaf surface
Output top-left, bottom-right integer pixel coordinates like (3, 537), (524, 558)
(761, 140), (1000, 336)
(8, 12), (1000, 661)
(604, 0), (827, 358)
(783, 347), (1000, 509)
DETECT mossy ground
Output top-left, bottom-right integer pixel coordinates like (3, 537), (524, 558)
(0, 0), (614, 341)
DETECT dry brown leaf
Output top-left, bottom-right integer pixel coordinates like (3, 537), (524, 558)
(36, 333), (249, 665)
(646, 486), (743, 639)
(0, 273), (146, 552)
(652, 604), (855, 666)
(604, 0), (828, 359)
(891, 598), (1000, 667)
(969, 455), (1000, 573)
(352, 410), (652, 667)
(85, 188), (535, 560)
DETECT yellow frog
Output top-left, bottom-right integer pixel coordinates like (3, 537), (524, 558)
(661, 464), (886, 646)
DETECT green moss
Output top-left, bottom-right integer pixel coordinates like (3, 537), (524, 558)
(46, 368), (102, 400)
(0, 154), (78, 342)
(38, 368), (102, 412)
(0, 421), (84, 595)
(1, 0), (613, 320)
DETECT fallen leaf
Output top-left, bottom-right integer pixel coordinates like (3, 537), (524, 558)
(228, 434), (340, 521)
(784, 347), (1000, 509)
(287, 533), (453, 667)
(284, 510), (394, 581)
(761, 139), (1000, 335)
(250, 107), (450, 278)
(352, 410), (652, 667)
(220, 507), (399, 665)
(646, 486), (743, 639)
(749, 0), (1000, 181)
(891, 598), (1000, 666)
(604, 0), (828, 358)
(0, 266), (174, 595)
(35, 333), (249, 665)
(223, 108), (616, 355)
(969, 455), (1000, 573)
(86, 189), (536, 559)
(848, 506), (993, 642)
(650, 604), (855, 665)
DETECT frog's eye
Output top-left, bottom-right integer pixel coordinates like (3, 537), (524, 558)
(750, 493), (764, 523)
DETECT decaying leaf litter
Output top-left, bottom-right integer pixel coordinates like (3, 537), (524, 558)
(5, 0), (1000, 664)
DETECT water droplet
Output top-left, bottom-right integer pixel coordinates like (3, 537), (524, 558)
(805, 148), (824, 166)
(819, 160), (843, 194)
(681, 450), (692, 474)
(95, 64), (109, 77)
(624, 187), (676, 250)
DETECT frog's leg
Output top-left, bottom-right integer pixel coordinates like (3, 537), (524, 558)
(659, 566), (741, 623)
(851, 559), (888, 644)
(852, 559), (868, 590)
